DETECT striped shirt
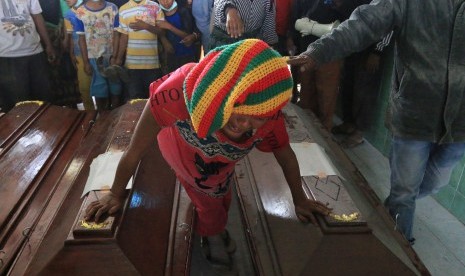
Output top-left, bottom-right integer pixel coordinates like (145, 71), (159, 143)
(213, 0), (278, 45)
(118, 0), (164, 69)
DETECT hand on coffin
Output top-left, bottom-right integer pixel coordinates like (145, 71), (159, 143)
(294, 199), (332, 226)
(84, 192), (124, 222)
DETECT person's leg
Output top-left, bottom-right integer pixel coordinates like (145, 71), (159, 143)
(89, 59), (110, 111)
(385, 136), (431, 241)
(314, 60), (342, 130)
(332, 55), (358, 135)
(109, 79), (122, 109)
(0, 56), (30, 111)
(297, 69), (317, 111)
(418, 142), (465, 198)
(29, 52), (54, 104)
(76, 56), (94, 110)
(182, 183), (232, 237)
(141, 68), (162, 98)
(181, 181), (234, 269)
(127, 69), (143, 100)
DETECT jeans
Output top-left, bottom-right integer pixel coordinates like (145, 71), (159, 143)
(385, 136), (465, 241)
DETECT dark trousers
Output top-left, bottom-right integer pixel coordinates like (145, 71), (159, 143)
(127, 68), (163, 100)
(339, 51), (382, 129)
(0, 52), (52, 112)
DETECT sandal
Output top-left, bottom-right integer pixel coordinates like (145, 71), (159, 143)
(220, 229), (237, 254)
(341, 131), (364, 148)
(331, 122), (357, 135)
(200, 236), (232, 271)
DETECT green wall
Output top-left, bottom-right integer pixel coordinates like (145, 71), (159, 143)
(362, 46), (465, 225)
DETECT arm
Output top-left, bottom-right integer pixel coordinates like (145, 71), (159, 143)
(111, 31), (120, 65)
(114, 32), (128, 66)
(85, 101), (161, 221)
(288, 0), (401, 72)
(78, 35), (92, 75)
(130, 19), (164, 35)
(178, 7), (199, 47)
(273, 144), (332, 225)
(159, 34), (175, 54)
(156, 20), (190, 39)
(31, 13), (56, 62)
(67, 33), (77, 68)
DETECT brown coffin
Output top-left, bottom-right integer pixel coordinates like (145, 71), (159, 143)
(234, 105), (430, 276)
(0, 102), (194, 276)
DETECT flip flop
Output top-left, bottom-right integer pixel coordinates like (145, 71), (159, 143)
(341, 131), (364, 148)
(332, 123), (357, 135)
(200, 236), (233, 271)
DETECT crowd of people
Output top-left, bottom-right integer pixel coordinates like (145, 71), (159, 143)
(2, 0), (464, 273)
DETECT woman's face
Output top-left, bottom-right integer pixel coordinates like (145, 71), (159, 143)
(159, 0), (174, 9)
(220, 113), (268, 141)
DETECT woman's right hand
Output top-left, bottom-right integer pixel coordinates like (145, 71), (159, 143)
(84, 192), (124, 222)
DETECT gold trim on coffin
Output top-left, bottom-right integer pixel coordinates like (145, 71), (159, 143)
(79, 220), (109, 229)
(15, 101), (44, 106)
(329, 212), (359, 222)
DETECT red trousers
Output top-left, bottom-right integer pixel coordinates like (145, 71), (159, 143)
(179, 178), (232, 236)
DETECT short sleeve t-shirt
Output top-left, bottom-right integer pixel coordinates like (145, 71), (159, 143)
(74, 2), (119, 58)
(149, 63), (289, 197)
(0, 0), (43, 57)
(118, 0), (165, 69)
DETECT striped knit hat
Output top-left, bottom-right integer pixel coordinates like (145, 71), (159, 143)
(184, 39), (293, 138)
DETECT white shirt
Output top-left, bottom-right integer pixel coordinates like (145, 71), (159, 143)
(0, 0), (44, 57)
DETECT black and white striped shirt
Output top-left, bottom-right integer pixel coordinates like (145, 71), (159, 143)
(213, 0), (278, 45)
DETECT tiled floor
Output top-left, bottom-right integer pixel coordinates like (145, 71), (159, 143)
(344, 139), (465, 276)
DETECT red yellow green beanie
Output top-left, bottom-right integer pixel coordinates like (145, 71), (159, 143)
(184, 39), (293, 138)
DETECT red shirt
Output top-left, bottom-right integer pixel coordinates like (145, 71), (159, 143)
(149, 63), (290, 197)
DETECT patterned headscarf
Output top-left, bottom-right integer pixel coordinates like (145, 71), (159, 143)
(184, 39), (293, 138)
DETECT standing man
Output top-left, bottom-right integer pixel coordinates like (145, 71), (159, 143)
(210, 0), (278, 48)
(0, 0), (55, 112)
(289, 0), (465, 244)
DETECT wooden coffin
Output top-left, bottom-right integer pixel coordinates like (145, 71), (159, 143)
(234, 105), (430, 276)
(0, 102), (194, 276)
